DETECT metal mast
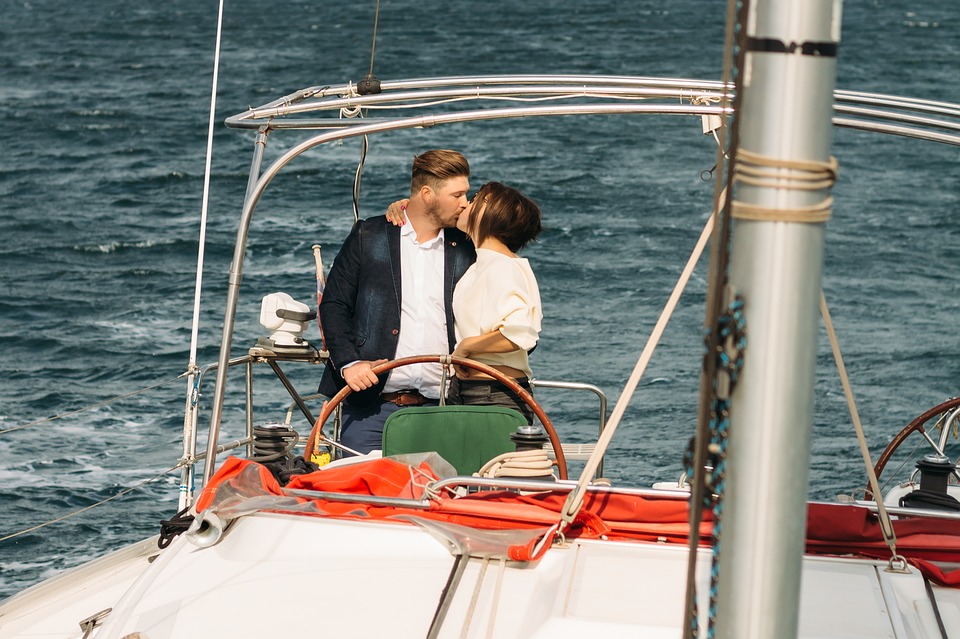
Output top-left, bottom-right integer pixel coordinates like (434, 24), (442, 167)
(716, 1), (842, 637)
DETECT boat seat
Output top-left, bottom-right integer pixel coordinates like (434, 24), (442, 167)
(381, 405), (526, 475)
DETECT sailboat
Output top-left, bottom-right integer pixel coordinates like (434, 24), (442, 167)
(2, 0), (960, 637)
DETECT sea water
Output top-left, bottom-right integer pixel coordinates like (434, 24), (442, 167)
(1, 0), (957, 599)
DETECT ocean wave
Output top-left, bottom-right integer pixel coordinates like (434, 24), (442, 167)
(903, 13), (941, 28)
(71, 238), (180, 254)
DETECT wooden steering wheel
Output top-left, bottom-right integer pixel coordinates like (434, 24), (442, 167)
(304, 355), (568, 480)
(867, 396), (960, 499)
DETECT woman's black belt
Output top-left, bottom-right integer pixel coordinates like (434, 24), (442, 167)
(456, 376), (530, 391)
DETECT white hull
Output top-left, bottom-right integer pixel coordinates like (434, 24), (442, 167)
(3, 510), (958, 638)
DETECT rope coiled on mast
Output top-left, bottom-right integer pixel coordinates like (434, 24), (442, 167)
(731, 149), (839, 222)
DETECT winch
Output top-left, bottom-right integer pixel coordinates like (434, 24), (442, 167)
(257, 292), (316, 350)
(899, 453), (960, 512)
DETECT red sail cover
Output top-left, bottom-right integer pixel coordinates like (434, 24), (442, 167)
(196, 457), (960, 585)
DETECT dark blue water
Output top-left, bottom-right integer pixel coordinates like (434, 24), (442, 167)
(1, 0), (957, 599)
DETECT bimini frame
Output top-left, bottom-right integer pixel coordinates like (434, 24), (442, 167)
(189, 74), (960, 486)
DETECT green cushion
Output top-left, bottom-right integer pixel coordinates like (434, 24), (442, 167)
(381, 405), (526, 475)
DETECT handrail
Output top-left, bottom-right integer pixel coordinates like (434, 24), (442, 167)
(220, 74), (960, 147)
(282, 475), (693, 511)
(530, 379), (608, 475)
(232, 84), (730, 124)
(226, 75), (959, 121)
(852, 500), (960, 522)
(939, 407), (960, 453)
(284, 488), (431, 510)
(429, 475), (692, 500)
(226, 75), (731, 123)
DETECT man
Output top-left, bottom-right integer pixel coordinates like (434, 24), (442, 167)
(318, 149), (476, 454)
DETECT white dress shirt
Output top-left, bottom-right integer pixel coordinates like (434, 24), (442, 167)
(382, 217), (449, 398)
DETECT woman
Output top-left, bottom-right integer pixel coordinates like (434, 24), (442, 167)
(446, 182), (543, 421)
(386, 182), (543, 421)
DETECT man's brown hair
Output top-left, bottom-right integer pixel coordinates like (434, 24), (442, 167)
(410, 149), (470, 194)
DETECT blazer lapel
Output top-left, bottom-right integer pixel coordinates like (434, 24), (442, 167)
(388, 224), (402, 313)
(443, 235), (465, 350)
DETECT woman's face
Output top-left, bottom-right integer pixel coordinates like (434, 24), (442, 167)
(457, 192), (487, 237)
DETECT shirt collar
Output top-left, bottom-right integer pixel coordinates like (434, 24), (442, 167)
(400, 212), (445, 248)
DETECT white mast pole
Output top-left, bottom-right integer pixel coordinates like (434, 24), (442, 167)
(716, 1), (842, 637)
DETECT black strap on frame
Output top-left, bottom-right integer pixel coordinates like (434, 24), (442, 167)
(746, 36), (838, 57)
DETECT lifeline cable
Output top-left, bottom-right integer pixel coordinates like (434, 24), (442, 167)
(0, 373), (187, 435)
(0, 463), (181, 543)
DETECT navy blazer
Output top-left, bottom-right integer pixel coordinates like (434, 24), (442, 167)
(318, 216), (476, 407)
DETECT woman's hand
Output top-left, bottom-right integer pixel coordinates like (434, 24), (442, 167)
(452, 332), (520, 378)
(385, 199), (410, 226)
(452, 344), (472, 378)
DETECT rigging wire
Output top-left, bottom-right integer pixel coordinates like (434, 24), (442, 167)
(0, 373), (187, 435)
(0, 463), (181, 543)
(368, 0), (381, 78)
(682, 0), (749, 635)
(178, 0), (226, 508)
(877, 437), (926, 494)
(184, 0), (224, 384)
(554, 5), (740, 559)
(557, 202), (718, 528)
(820, 292), (902, 559)
(351, 0), (383, 222)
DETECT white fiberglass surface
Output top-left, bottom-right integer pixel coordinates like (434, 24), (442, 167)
(0, 538), (157, 639)
(435, 538), (713, 638)
(98, 514), (456, 639)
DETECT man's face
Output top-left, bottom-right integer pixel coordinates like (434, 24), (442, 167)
(426, 176), (470, 228)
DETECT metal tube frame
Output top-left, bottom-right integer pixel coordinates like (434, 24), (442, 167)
(530, 379), (608, 476)
(196, 74), (959, 489)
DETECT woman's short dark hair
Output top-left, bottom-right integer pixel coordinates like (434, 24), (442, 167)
(410, 149), (470, 194)
(467, 182), (542, 253)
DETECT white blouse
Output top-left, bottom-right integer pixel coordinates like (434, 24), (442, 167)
(453, 248), (542, 378)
